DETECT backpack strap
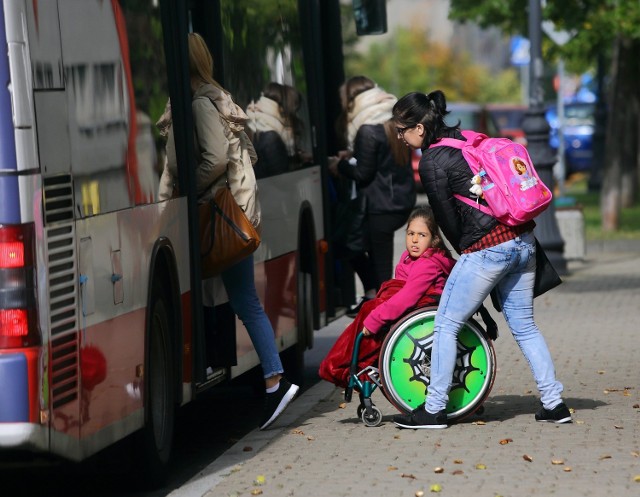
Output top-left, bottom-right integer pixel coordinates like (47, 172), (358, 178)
(429, 131), (495, 217)
(453, 193), (494, 217)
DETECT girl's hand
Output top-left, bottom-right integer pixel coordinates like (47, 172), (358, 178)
(362, 327), (371, 336)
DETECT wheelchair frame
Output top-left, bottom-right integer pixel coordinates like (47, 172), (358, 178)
(344, 306), (497, 427)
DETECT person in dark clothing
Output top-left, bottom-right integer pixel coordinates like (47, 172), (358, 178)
(328, 76), (416, 316)
(390, 90), (570, 430)
(246, 82), (308, 178)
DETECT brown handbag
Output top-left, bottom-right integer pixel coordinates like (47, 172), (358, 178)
(199, 186), (261, 278)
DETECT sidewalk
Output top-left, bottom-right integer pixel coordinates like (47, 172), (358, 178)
(175, 243), (640, 497)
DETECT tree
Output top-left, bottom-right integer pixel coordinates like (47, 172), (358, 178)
(343, 26), (521, 104)
(448, 0), (640, 231)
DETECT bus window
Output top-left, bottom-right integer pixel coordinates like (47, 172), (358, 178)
(56, 0), (165, 216)
(218, 0), (314, 178)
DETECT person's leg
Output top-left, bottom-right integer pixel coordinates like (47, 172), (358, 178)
(368, 212), (409, 289)
(349, 252), (377, 296)
(221, 254), (283, 381)
(221, 254), (299, 429)
(494, 233), (565, 412)
(425, 248), (508, 413)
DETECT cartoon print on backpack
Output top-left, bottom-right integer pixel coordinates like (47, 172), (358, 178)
(511, 157), (538, 192)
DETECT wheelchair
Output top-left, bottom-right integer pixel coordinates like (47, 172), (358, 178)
(344, 306), (497, 427)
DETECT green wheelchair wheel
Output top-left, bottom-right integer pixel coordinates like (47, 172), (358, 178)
(379, 306), (496, 422)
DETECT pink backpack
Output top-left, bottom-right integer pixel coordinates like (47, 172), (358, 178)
(430, 130), (552, 226)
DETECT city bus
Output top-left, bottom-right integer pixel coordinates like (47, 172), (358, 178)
(0, 0), (386, 486)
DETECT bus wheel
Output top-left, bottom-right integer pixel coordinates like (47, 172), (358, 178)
(137, 288), (175, 488)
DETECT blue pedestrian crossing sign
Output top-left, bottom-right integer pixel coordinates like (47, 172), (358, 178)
(510, 36), (530, 66)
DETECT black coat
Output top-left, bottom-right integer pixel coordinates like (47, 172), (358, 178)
(338, 124), (416, 215)
(253, 130), (289, 179)
(419, 129), (498, 253)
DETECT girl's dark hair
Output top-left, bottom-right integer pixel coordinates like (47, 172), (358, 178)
(263, 82), (303, 137)
(336, 75), (409, 166)
(392, 90), (458, 148)
(407, 205), (451, 257)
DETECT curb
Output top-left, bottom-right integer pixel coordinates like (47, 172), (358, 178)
(167, 380), (338, 497)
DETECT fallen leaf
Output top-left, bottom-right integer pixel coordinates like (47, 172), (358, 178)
(250, 490), (263, 496)
(453, 459), (463, 464)
(600, 454), (612, 460)
(451, 470), (464, 475)
(473, 420), (486, 425)
(401, 473), (417, 480)
(429, 483), (442, 492)
(523, 454), (533, 462)
(291, 429), (304, 435)
(634, 475), (640, 482)
(339, 402), (347, 409)
(633, 404), (640, 409)
(475, 463), (487, 470)
(499, 438), (513, 445)
(433, 467), (444, 473)
(597, 370), (605, 374)
(388, 466), (398, 471)
(614, 425), (623, 429)
(563, 467), (572, 472)
(307, 435), (316, 441)
(230, 465), (242, 473)
(254, 475), (266, 486)
(631, 451), (639, 458)
(416, 491), (425, 497)
(569, 407), (575, 414)
(394, 435), (401, 439)
(576, 420), (585, 424)
(551, 459), (564, 465)
(242, 446), (253, 452)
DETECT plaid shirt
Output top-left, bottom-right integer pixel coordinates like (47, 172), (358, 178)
(462, 221), (536, 254)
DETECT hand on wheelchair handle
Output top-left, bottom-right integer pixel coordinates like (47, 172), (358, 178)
(361, 327), (371, 336)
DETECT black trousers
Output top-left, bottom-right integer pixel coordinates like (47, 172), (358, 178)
(349, 210), (412, 294)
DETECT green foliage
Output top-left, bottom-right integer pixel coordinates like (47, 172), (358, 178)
(449, 0), (640, 74)
(565, 177), (640, 240)
(344, 26), (521, 103)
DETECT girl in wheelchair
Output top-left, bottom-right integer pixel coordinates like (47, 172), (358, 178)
(319, 205), (455, 391)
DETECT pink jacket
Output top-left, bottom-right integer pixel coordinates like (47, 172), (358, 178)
(363, 248), (456, 334)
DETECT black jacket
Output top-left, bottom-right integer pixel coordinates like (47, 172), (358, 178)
(338, 124), (416, 215)
(253, 130), (289, 179)
(419, 129), (498, 253)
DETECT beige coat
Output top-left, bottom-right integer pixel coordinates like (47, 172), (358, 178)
(158, 84), (261, 228)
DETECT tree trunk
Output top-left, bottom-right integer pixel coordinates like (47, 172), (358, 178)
(601, 36), (640, 230)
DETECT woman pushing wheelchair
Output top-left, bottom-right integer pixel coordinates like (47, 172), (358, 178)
(390, 90), (570, 429)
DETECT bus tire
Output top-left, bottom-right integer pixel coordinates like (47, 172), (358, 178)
(137, 285), (175, 488)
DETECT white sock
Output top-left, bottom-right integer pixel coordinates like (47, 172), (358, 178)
(266, 382), (280, 394)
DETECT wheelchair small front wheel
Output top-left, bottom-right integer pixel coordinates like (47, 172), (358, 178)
(361, 405), (382, 427)
(379, 307), (496, 423)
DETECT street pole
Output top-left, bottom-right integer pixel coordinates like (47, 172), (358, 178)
(522, 0), (567, 274)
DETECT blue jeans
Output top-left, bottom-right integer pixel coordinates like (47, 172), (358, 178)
(221, 254), (284, 379)
(425, 231), (564, 413)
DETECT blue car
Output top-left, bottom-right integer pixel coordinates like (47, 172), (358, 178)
(545, 102), (595, 176)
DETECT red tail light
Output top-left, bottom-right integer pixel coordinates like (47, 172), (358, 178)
(0, 224), (39, 348)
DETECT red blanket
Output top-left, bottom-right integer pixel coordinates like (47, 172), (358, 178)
(319, 279), (439, 388)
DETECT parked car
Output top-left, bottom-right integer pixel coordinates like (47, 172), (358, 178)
(486, 103), (527, 144)
(545, 102), (595, 176)
(412, 103), (489, 191)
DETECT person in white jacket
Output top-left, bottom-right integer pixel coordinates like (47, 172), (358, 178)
(158, 33), (298, 430)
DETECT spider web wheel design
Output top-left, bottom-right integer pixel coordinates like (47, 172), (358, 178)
(402, 333), (479, 393)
